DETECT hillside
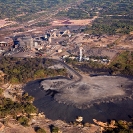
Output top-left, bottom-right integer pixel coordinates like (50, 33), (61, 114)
(1, 0), (133, 35)
(0, 0), (78, 21)
(81, 0), (133, 34)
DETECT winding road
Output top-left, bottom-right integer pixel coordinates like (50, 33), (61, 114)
(51, 59), (83, 91)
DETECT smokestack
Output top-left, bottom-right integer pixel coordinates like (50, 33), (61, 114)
(79, 46), (83, 61)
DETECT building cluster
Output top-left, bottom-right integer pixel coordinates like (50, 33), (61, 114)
(0, 29), (71, 56)
(0, 37), (13, 54)
(0, 28), (111, 64)
(13, 29), (71, 50)
(63, 54), (110, 63)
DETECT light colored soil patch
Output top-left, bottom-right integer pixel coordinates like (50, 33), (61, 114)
(48, 64), (64, 69)
(0, 19), (7, 26)
(51, 17), (97, 26)
(41, 78), (73, 90)
(0, 19), (16, 28)
(116, 34), (133, 49)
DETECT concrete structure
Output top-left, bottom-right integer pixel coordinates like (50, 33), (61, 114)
(48, 29), (71, 38)
(21, 36), (34, 50)
(0, 41), (8, 47)
(33, 41), (38, 48)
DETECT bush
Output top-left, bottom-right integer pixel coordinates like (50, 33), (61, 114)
(0, 88), (3, 95)
(52, 126), (59, 133)
(36, 127), (46, 133)
(17, 116), (29, 126)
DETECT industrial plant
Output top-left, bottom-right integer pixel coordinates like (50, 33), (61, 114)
(0, 26), (117, 64)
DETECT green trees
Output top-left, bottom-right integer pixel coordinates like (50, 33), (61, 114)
(104, 119), (133, 133)
(0, 88), (3, 95)
(17, 116), (29, 127)
(51, 126), (59, 133)
(84, 16), (133, 35)
(109, 51), (133, 75)
(57, 8), (89, 19)
(0, 91), (38, 127)
(24, 104), (37, 114)
(0, 95), (37, 118)
(0, 57), (67, 84)
(0, 0), (78, 20)
(81, 0), (133, 35)
(36, 127), (46, 133)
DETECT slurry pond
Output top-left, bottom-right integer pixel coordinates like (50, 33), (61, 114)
(23, 75), (133, 123)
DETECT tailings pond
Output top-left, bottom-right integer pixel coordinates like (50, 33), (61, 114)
(23, 75), (133, 123)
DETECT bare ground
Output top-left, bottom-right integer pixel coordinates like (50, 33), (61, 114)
(51, 17), (97, 26)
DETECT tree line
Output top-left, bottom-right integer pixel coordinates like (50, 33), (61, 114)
(80, 0), (133, 35)
(0, 57), (67, 84)
(0, 0), (77, 20)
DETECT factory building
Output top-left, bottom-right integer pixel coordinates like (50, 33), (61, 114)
(21, 36), (34, 49)
(12, 35), (47, 52)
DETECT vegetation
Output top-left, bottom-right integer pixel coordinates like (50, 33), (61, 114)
(65, 57), (78, 64)
(0, 57), (67, 84)
(0, 94), (37, 118)
(56, 0), (133, 34)
(17, 116), (29, 126)
(36, 127), (46, 133)
(31, 21), (50, 27)
(57, 8), (89, 19)
(1, 0), (133, 34)
(81, 0), (133, 35)
(109, 51), (133, 75)
(51, 126), (59, 133)
(85, 17), (133, 35)
(104, 120), (133, 133)
(65, 57), (107, 70)
(0, 88), (3, 95)
(0, 90), (37, 127)
(0, 0), (78, 21)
